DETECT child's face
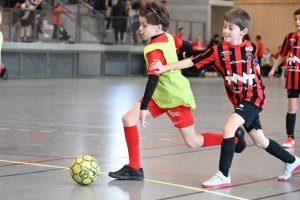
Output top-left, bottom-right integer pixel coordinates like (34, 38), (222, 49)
(138, 16), (163, 40)
(294, 14), (300, 32)
(223, 21), (247, 45)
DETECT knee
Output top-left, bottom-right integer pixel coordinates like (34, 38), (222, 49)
(222, 125), (235, 138)
(253, 138), (268, 149)
(185, 141), (198, 148)
(122, 112), (137, 126)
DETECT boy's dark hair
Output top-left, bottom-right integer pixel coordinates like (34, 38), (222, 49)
(294, 9), (300, 16)
(178, 27), (184, 32)
(161, 0), (166, 4)
(256, 35), (261, 40)
(224, 8), (251, 31)
(0, 6), (3, 14)
(139, 1), (170, 31)
(213, 34), (220, 39)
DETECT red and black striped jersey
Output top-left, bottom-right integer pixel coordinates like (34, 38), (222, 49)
(192, 40), (266, 109)
(280, 32), (300, 89)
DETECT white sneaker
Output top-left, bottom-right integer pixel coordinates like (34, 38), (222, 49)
(43, 33), (50, 38)
(202, 171), (232, 188)
(278, 156), (300, 181)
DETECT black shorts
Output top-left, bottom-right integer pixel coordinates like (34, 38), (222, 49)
(234, 101), (262, 133)
(287, 89), (300, 98)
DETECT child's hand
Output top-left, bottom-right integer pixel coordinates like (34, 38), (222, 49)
(139, 110), (149, 129)
(149, 59), (167, 74)
(268, 68), (275, 81)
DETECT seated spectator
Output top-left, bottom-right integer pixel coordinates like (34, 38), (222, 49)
(274, 45), (286, 77)
(261, 53), (276, 77)
(192, 36), (206, 51)
(31, 12), (49, 41)
(207, 34), (220, 49)
(261, 48), (271, 67)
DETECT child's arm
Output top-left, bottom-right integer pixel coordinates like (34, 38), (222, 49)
(150, 58), (194, 74)
(268, 55), (285, 81)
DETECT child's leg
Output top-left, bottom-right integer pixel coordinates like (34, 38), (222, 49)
(108, 102), (151, 180)
(122, 102), (150, 170)
(248, 129), (295, 163)
(286, 97), (297, 139)
(175, 107), (245, 149)
(202, 113), (244, 188)
(248, 128), (300, 181)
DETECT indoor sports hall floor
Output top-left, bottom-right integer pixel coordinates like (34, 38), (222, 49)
(0, 77), (299, 200)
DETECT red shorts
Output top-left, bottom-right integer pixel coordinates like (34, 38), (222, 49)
(139, 98), (194, 128)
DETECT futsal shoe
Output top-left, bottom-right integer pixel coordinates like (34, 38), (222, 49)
(282, 137), (295, 148)
(202, 171), (232, 188)
(108, 164), (144, 180)
(235, 127), (246, 153)
(278, 156), (300, 181)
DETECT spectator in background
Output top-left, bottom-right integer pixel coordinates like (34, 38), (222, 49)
(111, 0), (128, 45)
(31, 12), (49, 41)
(20, 0), (41, 41)
(175, 27), (184, 39)
(192, 36), (206, 51)
(131, 8), (139, 45)
(131, 0), (145, 10)
(261, 49), (276, 76)
(175, 27), (185, 60)
(12, 1), (21, 42)
(51, 3), (67, 41)
(261, 48), (271, 67)
(161, 0), (167, 9)
(256, 35), (264, 68)
(93, 0), (107, 17)
(274, 45), (285, 77)
(206, 34), (220, 49)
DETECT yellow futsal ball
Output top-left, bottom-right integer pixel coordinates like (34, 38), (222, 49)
(70, 155), (100, 185)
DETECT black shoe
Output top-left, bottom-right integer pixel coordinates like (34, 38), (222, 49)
(235, 127), (246, 153)
(108, 165), (144, 180)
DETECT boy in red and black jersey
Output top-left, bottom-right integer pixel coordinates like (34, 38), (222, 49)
(151, 7), (300, 188)
(192, 40), (265, 110)
(269, 9), (300, 149)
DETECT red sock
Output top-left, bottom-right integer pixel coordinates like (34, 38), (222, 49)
(124, 126), (140, 170)
(201, 132), (239, 147)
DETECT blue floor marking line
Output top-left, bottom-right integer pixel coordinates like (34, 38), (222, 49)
(0, 168), (62, 177)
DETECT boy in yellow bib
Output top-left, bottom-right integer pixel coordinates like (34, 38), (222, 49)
(108, 1), (246, 180)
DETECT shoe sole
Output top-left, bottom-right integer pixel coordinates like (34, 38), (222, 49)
(278, 164), (300, 181)
(282, 144), (295, 148)
(108, 173), (144, 180)
(202, 183), (232, 188)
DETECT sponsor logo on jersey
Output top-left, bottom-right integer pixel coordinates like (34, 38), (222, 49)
(220, 51), (232, 60)
(225, 70), (256, 86)
(245, 46), (253, 52)
(246, 52), (253, 60)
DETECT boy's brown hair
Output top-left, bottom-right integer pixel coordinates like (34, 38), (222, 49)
(294, 9), (300, 16)
(0, 6), (3, 14)
(224, 8), (251, 31)
(139, 1), (169, 31)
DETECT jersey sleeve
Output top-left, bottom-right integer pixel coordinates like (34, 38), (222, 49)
(191, 48), (215, 70)
(146, 49), (166, 76)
